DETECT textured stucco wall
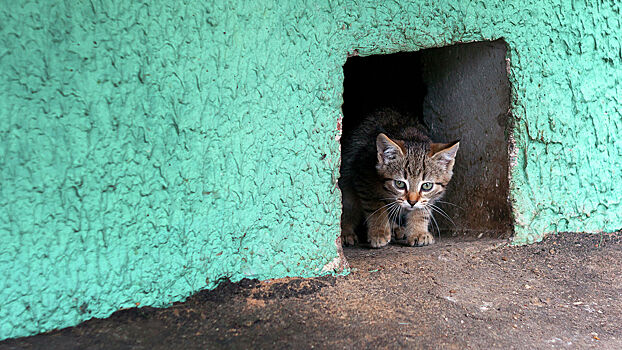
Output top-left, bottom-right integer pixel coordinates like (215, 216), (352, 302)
(1, 0), (621, 340)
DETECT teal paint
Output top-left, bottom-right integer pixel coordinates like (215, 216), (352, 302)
(1, 0), (621, 339)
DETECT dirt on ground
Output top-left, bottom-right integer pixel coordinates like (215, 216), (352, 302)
(1, 232), (621, 350)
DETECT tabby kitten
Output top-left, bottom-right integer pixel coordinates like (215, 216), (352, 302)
(339, 109), (459, 248)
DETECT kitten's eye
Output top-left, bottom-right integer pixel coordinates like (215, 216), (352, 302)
(421, 182), (434, 191)
(394, 180), (406, 190)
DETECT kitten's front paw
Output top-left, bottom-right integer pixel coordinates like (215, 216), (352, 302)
(341, 232), (358, 246)
(369, 235), (390, 248)
(407, 231), (435, 247)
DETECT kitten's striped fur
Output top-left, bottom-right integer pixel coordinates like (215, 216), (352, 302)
(339, 109), (459, 248)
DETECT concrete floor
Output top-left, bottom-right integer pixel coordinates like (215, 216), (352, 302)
(2, 232), (621, 349)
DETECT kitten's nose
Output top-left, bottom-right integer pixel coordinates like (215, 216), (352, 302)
(407, 192), (419, 207)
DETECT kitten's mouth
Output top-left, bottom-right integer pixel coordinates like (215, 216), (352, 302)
(400, 201), (426, 210)
(400, 203), (416, 210)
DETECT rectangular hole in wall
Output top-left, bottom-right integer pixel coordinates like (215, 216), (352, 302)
(341, 40), (513, 243)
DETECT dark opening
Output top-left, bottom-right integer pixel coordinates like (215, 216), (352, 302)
(341, 40), (513, 240)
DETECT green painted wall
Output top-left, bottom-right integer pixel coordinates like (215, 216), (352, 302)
(1, 0), (620, 340)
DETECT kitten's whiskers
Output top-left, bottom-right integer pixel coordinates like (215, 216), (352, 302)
(435, 200), (465, 211)
(425, 207), (441, 239)
(385, 202), (401, 237)
(390, 203), (400, 225)
(428, 203), (455, 227)
(366, 202), (399, 242)
(386, 205), (394, 235)
(393, 204), (403, 238)
(364, 201), (396, 225)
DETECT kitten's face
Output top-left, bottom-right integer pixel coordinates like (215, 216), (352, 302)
(376, 133), (459, 212)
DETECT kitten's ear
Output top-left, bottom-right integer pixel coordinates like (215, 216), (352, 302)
(430, 141), (460, 169)
(376, 133), (404, 165)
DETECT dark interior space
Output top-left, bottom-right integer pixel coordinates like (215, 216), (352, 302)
(341, 40), (513, 240)
(341, 51), (427, 140)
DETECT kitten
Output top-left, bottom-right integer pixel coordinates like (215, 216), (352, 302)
(339, 109), (459, 248)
